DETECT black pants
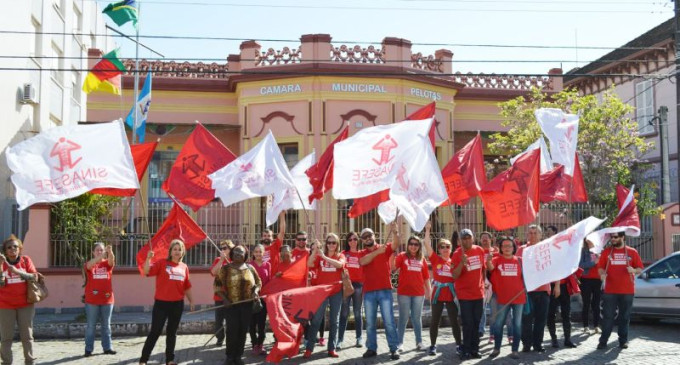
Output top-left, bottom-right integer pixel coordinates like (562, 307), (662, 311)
(459, 299), (483, 355)
(430, 300), (462, 345)
(521, 291), (550, 350)
(547, 283), (572, 342)
(225, 302), (253, 362)
(580, 278), (602, 328)
(249, 302), (267, 346)
(140, 299), (184, 363)
(215, 300), (227, 344)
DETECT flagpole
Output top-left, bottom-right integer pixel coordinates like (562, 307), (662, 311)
(129, 0), (142, 262)
(293, 188), (318, 244)
(444, 198), (459, 236)
(167, 194), (222, 254)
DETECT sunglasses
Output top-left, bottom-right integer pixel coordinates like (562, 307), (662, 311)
(220, 246), (229, 250)
(361, 235), (372, 240)
(348, 237), (358, 242)
(326, 241), (338, 245)
(296, 237), (307, 241)
(439, 245), (451, 249)
(407, 242), (420, 246)
(5, 245), (19, 250)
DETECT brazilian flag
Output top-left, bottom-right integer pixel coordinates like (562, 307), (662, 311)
(102, 0), (138, 28)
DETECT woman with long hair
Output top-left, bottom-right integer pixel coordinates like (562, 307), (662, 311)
(338, 231), (364, 349)
(304, 233), (346, 358)
(83, 242), (117, 357)
(423, 222), (462, 356)
(394, 234), (431, 352)
(209, 240), (233, 347)
(579, 239), (602, 334)
(139, 239), (194, 365)
(249, 244), (270, 356)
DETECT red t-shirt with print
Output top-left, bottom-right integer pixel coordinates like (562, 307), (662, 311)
(314, 253), (345, 285)
(490, 255), (526, 305)
(451, 245), (486, 300)
(0, 256), (37, 309)
(582, 252), (602, 280)
(343, 250), (365, 283)
(395, 253), (430, 296)
(361, 244), (395, 293)
(291, 247), (310, 265)
(429, 253), (454, 302)
(148, 260), (192, 302)
(210, 257), (230, 301)
(597, 246), (643, 294)
(264, 238), (282, 273)
(84, 260), (114, 305)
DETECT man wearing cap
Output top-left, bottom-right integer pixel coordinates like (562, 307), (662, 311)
(452, 228), (486, 360)
(596, 232), (643, 350)
(359, 223), (401, 360)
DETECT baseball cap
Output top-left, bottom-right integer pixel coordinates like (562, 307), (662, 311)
(460, 228), (474, 238)
(360, 228), (375, 237)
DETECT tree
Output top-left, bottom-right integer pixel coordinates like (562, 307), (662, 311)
(487, 86), (659, 219)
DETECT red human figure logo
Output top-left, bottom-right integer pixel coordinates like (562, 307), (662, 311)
(372, 134), (398, 166)
(50, 137), (82, 172)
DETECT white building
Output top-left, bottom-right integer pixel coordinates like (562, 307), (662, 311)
(0, 0), (116, 239)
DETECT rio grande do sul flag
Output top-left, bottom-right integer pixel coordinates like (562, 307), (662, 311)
(6, 120), (139, 210)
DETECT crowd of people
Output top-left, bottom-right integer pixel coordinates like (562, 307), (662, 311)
(0, 214), (645, 365)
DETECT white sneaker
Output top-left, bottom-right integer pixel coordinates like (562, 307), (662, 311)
(416, 343), (425, 351)
(396, 345), (403, 353)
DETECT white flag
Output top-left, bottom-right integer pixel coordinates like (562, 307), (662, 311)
(332, 118), (433, 199)
(5, 120), (139, 210)
(586, 185), (641, 254)
(535, 108), (579, 175)
(377, 200), (399, 225)
(266, 151), (317, 226)
(509, 137), (553, 174)
(209, 131), (295, 207)
(522, 216), (604, 292)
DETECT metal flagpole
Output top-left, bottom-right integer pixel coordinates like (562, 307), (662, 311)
(128, 1), (141, 255)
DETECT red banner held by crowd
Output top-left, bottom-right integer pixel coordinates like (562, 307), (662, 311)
(305, 126), (349, 204)
(480, 148), (541, 230)
(135, 203), (207, 275)
(260, 257), (308, 296)
(161, 124), (236, 211)
(91, 141), (158, 197)
(441, 134), (487, 206)
(265, 283), (342, 363)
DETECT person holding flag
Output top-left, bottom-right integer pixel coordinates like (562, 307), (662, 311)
(139, 239), (194, 365)
(249, 244), (270, 356)
(209, 240), (233, 347)
(359, 224), (401, 360)
(338, 231), (364, 350)
(261, 212), (286, 273)
(83, 242), (117, 357)
(596, 232), (643, 350)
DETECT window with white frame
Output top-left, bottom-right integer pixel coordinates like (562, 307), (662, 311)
(635, 79), (655, 135)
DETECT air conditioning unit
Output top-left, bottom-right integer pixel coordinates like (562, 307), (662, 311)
(20, 83), (37, 104)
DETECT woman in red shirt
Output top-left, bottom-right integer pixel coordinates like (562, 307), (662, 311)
(209, 240), (233, 347)
(0, 235), (38, 365)
(579, 239), (601, 334)
(83, 242), (117, 357)
(304, 233), (346, 358)
(249, 244), (271, 356)
(487, 236), (525, 359)
(394, 235), (430, 352)
(139, 239), (194, 365)
(338, 231), (364, 349)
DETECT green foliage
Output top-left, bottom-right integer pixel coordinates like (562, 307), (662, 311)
(488, 86), (660, 220)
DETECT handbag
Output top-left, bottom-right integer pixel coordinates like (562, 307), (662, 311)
(341, 269), (354, 299)
(27, 272), (48, 304)
(252, 297), (264, 314)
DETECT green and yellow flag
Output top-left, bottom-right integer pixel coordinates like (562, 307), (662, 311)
(102, 0), (138, 28)
(82, 49), (126, 95)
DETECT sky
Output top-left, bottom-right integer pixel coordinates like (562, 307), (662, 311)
(96, 0), (674, 76)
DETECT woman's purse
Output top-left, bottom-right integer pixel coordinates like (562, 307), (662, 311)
(27, 272), (48, 304)
(252, 296), (264, 314)
(341, 269), (354, 299)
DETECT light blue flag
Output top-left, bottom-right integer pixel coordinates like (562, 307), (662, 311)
(125, 71), (152, 142)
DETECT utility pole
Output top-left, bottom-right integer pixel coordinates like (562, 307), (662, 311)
(674, 1), (680, 211)
(658, 106), (671, 204)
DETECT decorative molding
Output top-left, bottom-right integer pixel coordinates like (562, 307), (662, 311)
(254, 111), (303, 137)
(337, 109), (377, 133)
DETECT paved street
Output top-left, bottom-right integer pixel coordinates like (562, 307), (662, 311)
(8, 318), (679, 364)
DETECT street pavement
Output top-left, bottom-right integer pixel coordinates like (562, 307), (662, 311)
(9, 318), (680, 364)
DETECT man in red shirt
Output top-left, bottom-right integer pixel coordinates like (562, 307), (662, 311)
(262, 211), (286, 273)
(359, 224), (400, 361)
(291, 231), (310, 265)
(451, 228), (486, 360)
(596, 232), (643, 350)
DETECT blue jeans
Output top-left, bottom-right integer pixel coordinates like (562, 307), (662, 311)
(521, 291), (550, 350)
(599, 293), (634, 346)
(397, 295), (424, 346)
(492, 303), (523, 352)
(479, 300), (489, 335)
(490, 294), (514, 338)
(306, 291), (342, 351)
(339, 282), (363, 344)
(459, 299), (484, 355)
(85, 303), (114, 352)
(364, 289), (399, 352)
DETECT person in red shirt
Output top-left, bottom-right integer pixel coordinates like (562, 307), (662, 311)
(487, 236), (525, 359)
(304, 233), (346, 358)
(292, 230), (310, 264)
(209, 240), (233, 347)
(423, 221), (461, 356)
(579, 238), (602, 334)
(262, 211), (286, 273)
(0, 235), (38, 365)
(249, 244), (271, 356)
(452, 228), (486, 360)
(139, 239), (194, 365)
(338, 231), (364, 349)
(596, 232), (643, 350)
(478, 231), (497, 342)
(83, 242), (117, 357)
(359, 223), (400, 360)
(394, 235), (430, 352)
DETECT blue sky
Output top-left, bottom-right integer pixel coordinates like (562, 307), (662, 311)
(99, 0), (673, 75)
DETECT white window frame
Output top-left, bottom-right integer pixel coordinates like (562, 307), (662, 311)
(635, 79), (655, 135)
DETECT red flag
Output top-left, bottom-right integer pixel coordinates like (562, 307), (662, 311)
(135, 203), (207, 275)
(441, 134), (487, 206)
(260, 257), (308, 296)
(480, 148), (540, 230)
(265, 283), (342, 363)
(161, 124), (236, 211)
(347, 103), (436, 217)
(91, 141), (158, 197)
(612, 184), (640, 229)
(539, 154), (587, 203)
(305, 126), (349, 204)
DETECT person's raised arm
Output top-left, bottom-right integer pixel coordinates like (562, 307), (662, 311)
(360, 245), (386, 266)
(322, 250), (345, 269)
(143, 250), (154, 276)
(390, 220), (400, 252)
(106, 245), (115, 268)
(86, 251), (105, 270)
(423, 221), (433, 258)
(308, 240), (320, 268)
(277, 210), (286, 242)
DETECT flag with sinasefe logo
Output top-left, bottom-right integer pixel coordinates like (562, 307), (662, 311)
(5, 120), (139, 210)
(161, 124), (236, 211)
